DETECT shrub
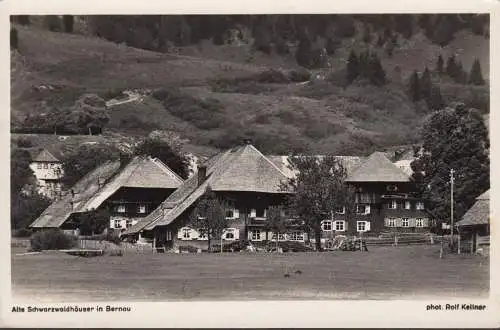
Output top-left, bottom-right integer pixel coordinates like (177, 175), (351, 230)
(44, 15), (62, 32)
(258, 69), (290, 84)
(15, 137), (33, 148)
(12, 228), (33, 238)
(288, 69), (311, 82)
(10, 27), (18, 50)
(119, 115), (161, 133)
(29, 229), (78, 251)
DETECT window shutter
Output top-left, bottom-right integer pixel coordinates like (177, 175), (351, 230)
(395, 218), (402, 227)
(234, 229), (240, 240)
(248, 231), (252, 240)
(366, 221), (371, 231)
(177, 228), (184, 239)
(384, 218), (389, 227)
(365, 205), (371, 214)
(234, 209), (239, 219)
(409, 218), (416, 227)
(344, 221), (348, 231)
(423, 218), (429, 227)
(250, 209), (256, 217)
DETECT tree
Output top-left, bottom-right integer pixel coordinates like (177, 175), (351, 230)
(436, 54), (444, 73)
(11, 148), (35, 194)
(410, 103), (489, 230)
(11, 193), (51, 230)
(63, 15), (74, 33)
(44, 15), (62, 32)
(134, 137), (190, 179)
(62, 144), (121, 188)
(368, 53), (386, 86)
(346, 50), (359, 84)
(409, 70), (421, 102)
(469, 58), (485, 85)
(420, 67), (432, 101)
(10, 27), (18, 50)
(15, 15), (30, 26)
(362, 25), (372, 44)
(286, 155), (350, 251)
(189, 187), (228, 252)
(446, 55), (458, 78)
(264, 205), (288, 249)
(74, 208), (111, 235)
(65, 94), (109, 135)
(455, 61), (467, 84)
(426, 85), (445, 111)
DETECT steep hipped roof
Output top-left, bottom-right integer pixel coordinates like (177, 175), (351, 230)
(79, 156), (183, 211)
(33, 149), (60, 162)
(267, 155), (365, 179)
(346, 152), (410, 183)
(456, 189), (490, 227)
(30, 156), (183, 228)
(123, 144), (291, 234)
(30, 161), (122, 228)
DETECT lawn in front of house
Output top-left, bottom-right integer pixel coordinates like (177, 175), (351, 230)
(11, 245), (489, 302)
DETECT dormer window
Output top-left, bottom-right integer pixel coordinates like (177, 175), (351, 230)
(388, 200), (398, 209)
(43, 163), (48, 169)
(387, 185), (398, 192)
(37, 163), (42, 169)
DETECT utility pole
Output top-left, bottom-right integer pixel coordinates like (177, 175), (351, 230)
(450, 168), (455, 250)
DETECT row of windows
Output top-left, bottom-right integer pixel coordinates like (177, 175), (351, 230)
(321, 220), (370, 232)
(384, 217), (428, 228)
(388, 200), (425, 210)
(36, 163), (59, 170)
(249, 230), (305, 242)
(113, 219), (134, 229)
(114, 204), (147, 214)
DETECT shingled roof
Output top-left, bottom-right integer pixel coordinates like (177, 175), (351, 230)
(123, 144), (291, 234)
(346, 152), (410, 183)
(456, 189), (490, 227)
(30, 156), (183, 229)
(32, 149), (60, 163)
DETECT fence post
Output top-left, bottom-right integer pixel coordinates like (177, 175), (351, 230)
(394, 236), (398, 246)
(430, 234), (434, 245)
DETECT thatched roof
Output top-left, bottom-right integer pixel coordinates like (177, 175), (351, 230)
(29, 160), (122, 228)
(123, 144), (291, 234)
(30, 156), (183, 229)
(346, 152), (410, 183)
(267, 155), (365, 179)
(32, 149), (60, 163)
(456, 189), (490, 227)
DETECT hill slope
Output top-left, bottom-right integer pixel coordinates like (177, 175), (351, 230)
(10, 22), (489, 157)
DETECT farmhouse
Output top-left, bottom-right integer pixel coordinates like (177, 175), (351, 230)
(29, 149), (64, 200)
(122, 143), (295, 249)
(456, 189), (490, 253)
(344, 151), (429, 234)
(29, 156), (183, 235)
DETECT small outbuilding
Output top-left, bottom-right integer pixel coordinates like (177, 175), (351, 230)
(456, 189), (490, 253)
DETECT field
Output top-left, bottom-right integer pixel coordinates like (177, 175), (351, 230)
(11, 245), (489, 302)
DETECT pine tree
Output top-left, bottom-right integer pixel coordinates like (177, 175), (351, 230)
(469, 58), (485, 85)
(346, 50), (359, 84)
(409, 70), (421, 102)
(426, 85), (445, 111)
(295, 36), (313, 68)
(420, 67), (432, 101)
(362, 25), (372, 44)
(369, 53), (386, 86)
(446, 55), (457, 78)
(455, 61), (466, 84)
(436, 54), (444, 73)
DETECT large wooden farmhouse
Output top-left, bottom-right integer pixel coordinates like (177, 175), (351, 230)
(29, 156), (183, 235)
(122, 143), (294, 249)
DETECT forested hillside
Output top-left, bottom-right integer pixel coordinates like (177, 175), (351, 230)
(10, 14), (489, 156)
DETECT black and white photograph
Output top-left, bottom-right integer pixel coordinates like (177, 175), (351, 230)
(5, 2), (497, 327)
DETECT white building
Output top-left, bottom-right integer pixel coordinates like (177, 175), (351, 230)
(29, 149), (64, 199)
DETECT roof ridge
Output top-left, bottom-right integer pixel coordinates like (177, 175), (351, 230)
(248, 145), (290, 179)
(148, 156), (184, 183)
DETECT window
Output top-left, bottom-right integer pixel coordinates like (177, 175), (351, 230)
(126, 219), (133, 228)
(223, 228), (237, 240)
(249, 209), (257, 218)
(251, 230), (261, 241)
(114, 220), (122, 229)
(289, 232), (304, 241)
(256, 207), (266, 218)
(37, 163), (42, 169)
(389, 200), (397, 209)
(116, 205), (126, 213)
(416, 218), (424, 227)
(401, 218), (409, 227)
(386, 218), (396, 227)
(404, 201), (411, 210)
(226, 209), (234, 218)
(182, 228), (191, 239)
(335, 206), (345, 214)
(50, 163), (54, 169)
(416, 202), (425, 210)
(357, 221), (369, 232)
(356, 204), (370, 214)
(138, 205), (146, 214)
(43, 163), (48, 169)
(322, 220), (333, 231)
(386, 184), (398, 192)
(335, 220), (345, 231)
(272, 232), (286, 240)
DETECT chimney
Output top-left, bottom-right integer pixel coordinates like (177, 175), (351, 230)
(197, 165), (207, 187)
